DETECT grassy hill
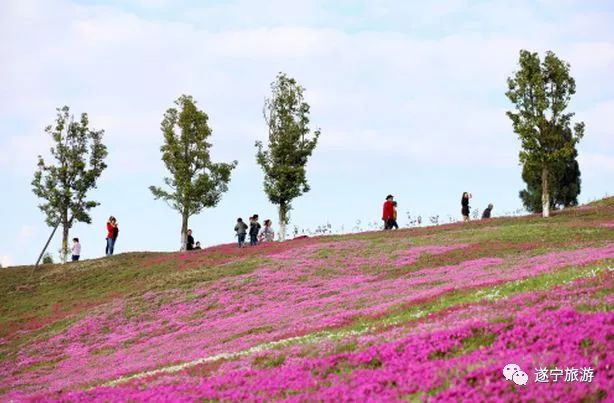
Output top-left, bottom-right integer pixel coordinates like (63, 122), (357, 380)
(1, 198), (613, 401)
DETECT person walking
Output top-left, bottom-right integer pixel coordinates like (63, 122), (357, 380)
(249, 215), (261, 246)
(391, 201), (400, 229)
(106, 216), (118, 256)
(482, 203), (494, 219)
(71, 238), (81, 262)
(461, 192), (472, 222)
(259, 219), (275, 242)
(382, 195), (395, 230)
(234, 218), (248, 248)
(186, 229), (195, 251)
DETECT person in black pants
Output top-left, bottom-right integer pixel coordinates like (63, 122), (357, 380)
(461, 192), (472, 222)
(186, 229), (195, 251)
(249, 215), (261, 246)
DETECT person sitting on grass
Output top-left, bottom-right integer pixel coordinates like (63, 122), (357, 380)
(259, 219), (275, 242)
(194, 241), (202, 250)
(482, 203), (494, 219)
(71, 238), (81, 262)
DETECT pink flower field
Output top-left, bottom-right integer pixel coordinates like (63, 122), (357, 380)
(1, 198), (613, 402)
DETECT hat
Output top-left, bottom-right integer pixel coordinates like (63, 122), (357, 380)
(386, 194), (394, 200)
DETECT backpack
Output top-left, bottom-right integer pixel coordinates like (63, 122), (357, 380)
(113, 226), (119, 239)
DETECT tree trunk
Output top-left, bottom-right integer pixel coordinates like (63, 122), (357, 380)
(278, 203), (287, 241)
(61, 213), (69, 264)
(541, 166), (550, 218)
(33, 221), (61, 271)
(180, 212), (189, 251)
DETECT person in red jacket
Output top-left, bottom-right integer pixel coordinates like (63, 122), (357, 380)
(106, 216), (118, 256)
(382, 195), (395, 230)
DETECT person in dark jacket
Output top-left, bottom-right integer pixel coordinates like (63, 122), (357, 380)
(186, 229), (195, 251)
(461, 192), (472, 222)
(249, 215), (261, 246)
(382, 195), (395, 230)
(482, 203), (494, 219)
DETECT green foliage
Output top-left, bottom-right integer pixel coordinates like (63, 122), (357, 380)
(256, 73), (320, 238)
(42, 253), (54, 265)
(506, 50), (584, 216)
(519, 149), (581, 213)
(149, 95), (237, 249)
(32, 106), (108, 261)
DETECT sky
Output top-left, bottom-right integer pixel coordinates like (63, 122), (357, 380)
(0, 0), (613, 267)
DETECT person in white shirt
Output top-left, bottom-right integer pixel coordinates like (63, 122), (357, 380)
(259, 219), (275, 242)
(71, 238), (81, 262)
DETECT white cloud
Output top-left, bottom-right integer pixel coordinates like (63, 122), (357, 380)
(1, 0), (611, 179)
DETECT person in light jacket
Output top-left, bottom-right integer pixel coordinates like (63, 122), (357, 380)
(259, 219), (275, 242)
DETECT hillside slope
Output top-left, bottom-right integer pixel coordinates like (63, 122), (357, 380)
(1, 199), (613, 401)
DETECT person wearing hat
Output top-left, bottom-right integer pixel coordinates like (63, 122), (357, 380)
(382, 195), (395, 230)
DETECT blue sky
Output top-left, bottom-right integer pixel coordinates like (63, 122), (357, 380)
(1, 0), (613, 267)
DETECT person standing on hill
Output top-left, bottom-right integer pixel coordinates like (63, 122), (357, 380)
(250, 215), (261, 246)
(186, 229), (195, 251)
(382, 195), (395, 230)
(482, 203), (494, 219)
(71, 238), (81, 262)
(235, 218), (248, 248)
(106, 216), (118, 256)
(112, 219), (119, 252)
(461, 192), (472, 222)
(391, 201), (400, 229)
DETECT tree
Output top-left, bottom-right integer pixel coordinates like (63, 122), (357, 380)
(519, 126), (581, 213)
(256, 73), (321, 241)
(149, 95), (237, 251)
(32, 106), (108, 263)
(506, 50), (584, 217)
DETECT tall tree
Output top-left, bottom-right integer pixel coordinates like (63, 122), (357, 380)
(150, 95), (237, 250)
(519, 125), (581, 213)
(32, 106), (108, 263)
(256, 73), (321, 241)
(506, 50), (584, 217)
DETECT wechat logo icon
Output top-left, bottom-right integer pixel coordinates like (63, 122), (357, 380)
(503, 363), (528, 386)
